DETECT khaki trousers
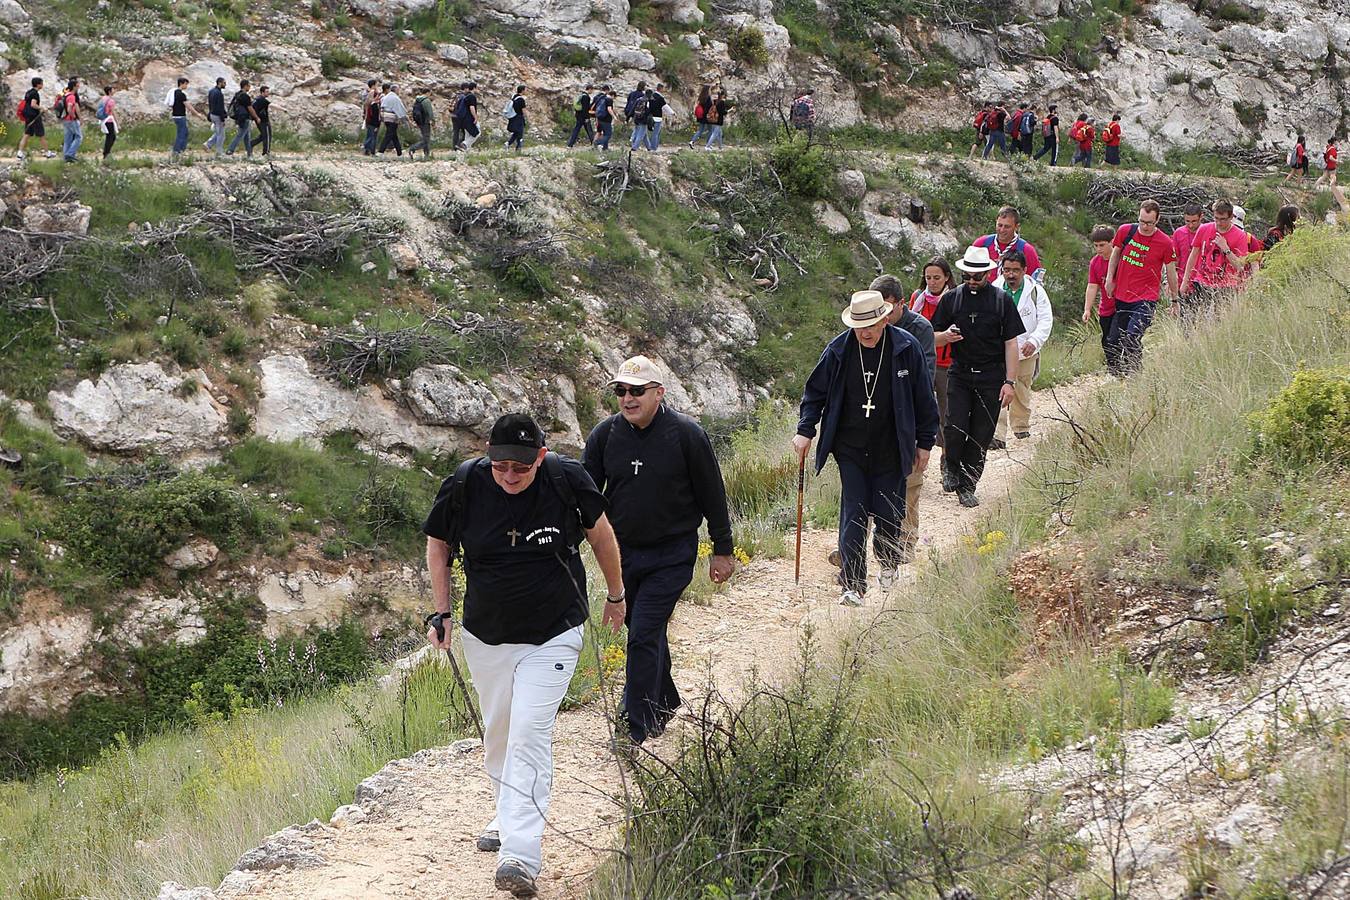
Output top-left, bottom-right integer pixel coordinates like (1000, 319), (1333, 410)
(900, 462), (923, 555)
(996, 352), (1038, 441)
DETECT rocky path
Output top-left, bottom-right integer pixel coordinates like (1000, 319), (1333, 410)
(173, 376), (1103, 900)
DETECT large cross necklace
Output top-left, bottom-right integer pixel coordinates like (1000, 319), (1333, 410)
(857, 328), (886, 418)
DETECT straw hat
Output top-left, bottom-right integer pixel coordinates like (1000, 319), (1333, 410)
(954, 245), (999, 274)
(840, 290), (893, 328)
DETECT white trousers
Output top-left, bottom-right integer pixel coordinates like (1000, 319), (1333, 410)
(461, 623), (584, 876)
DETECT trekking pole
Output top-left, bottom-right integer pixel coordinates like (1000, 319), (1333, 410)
(431, 615), (484, 741)
(794, 454), (806, 585)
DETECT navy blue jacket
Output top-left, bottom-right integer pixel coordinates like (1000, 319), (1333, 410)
(796, 325), (940, 477)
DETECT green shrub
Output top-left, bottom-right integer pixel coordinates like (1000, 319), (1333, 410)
(58, 471), (277, 588)
(727, 25), (769, 66)
(320, 47), (360, 79)
(221, 327), (249, 358)
(769, 142), (834, 200)
(1250, 367), (1350, 467)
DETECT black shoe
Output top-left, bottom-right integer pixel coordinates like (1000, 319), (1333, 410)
(476, 828), (501, 852)
(1014, 431), (1031, 440)
(990, 438), (1007, 451)
(942, 471), (958, 493)
(958, 491), (980, 508)
(495, 859), (538, 897)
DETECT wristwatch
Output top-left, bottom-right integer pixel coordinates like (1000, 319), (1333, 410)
(605, 591), (626, 605)
(1003, 379), (1016, 387)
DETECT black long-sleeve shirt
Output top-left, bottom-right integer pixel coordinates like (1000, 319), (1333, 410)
(583, 406), (733, 556)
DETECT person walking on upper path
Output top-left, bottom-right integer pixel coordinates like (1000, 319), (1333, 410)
(1008, 103), (1027, 156)
(931, 245), (1024, 509)
(592, 84), (615, 150)
(95, 85), (117, 162)
(624, 80), (647, 139)
(794, 291), (939, 605)
(582, 355), (734, 752)
(983, 102), (1009, 160)
(363, 80), (382, 155)
(408, 88), (436, 159)
(378, 83), (406, 156)
(1033, 104), (1060, 165)
(58, 78), (83, 163)
(1070, 114), (1095, 168)
(168, 76), (191, 163)
(225, 79), (260, 159)
(970, 102), (991, 159)
(1020, 103), (1037, 155)
(566, 83), (595, 148)
(1284, 133), (1309, 185)
(991, 251), (1053, 448)
(790, 88), (816, 142)
(630, 83), (664, 151)
(504, 84), (527, 152)
(909, 256), (955, 444)
(1083, 224), (1122, 376)
(454, 81), (480, 150)
(424, 413), (625, 900)
(1102, 113), (1123, 166)
(972, 205), (1046, 282)
(204, 77), (227, 158)
(872, 274), (937, 563)
(1264, 205), (1298, 250)
(690, 84), (713, 148)
(1316, 136), (1339, 187)
(1181, 199), (1258, 321)
(1106, 199), (1179, 375)
(704, 88), (731, 150)
(249, 84), (273, 156)
(16, 77), (57, 161)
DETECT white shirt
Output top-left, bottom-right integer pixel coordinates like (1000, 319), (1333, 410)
(992, 275), (1053, 353)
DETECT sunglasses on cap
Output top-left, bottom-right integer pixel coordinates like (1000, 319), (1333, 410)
(613, 384), (654, 397)
(490, 460), (536, 475)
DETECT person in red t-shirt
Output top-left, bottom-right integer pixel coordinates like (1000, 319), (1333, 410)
(1102, 113), (1123, 167)
(1181, 199), (1260, 323)
(1170, 203), (1203, 278)
(1105, 200), (1179, 375)
(1316, 136), (1339, 187)
(1070, 114), (1095, 168)
(1284, 133), (1309, 185)
(972, 205), (1046, 282)
(1083, 224), (1121, 375)
(970, 103), (990, 158)
(983, 103), (1010, 159)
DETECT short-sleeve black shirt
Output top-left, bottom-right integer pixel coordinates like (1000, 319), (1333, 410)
(172, 89), (187, 117)
(422, 456), (607, 645)
(23, 88), (40, 121)
(931, 283), (1025, 379)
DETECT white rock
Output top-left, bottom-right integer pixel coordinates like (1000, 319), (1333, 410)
(681, 33), (702, 49)
(163, 539), (220, 572)
(451, 738), (483, 754)
(157, 882), (217, 900)
(837, 170), (868, 202)
(347, 0), (436, 25)
(387, 242), (420, 272)
(596, 47), (657, 70)
(405, 365), (498, 430)
(0, 613), (96, 715)
(329, 804), (368, 827)
(47, 363), (225, 454)
(812, 201), (851, 235)
(22, 202), (92, 235)
(255, 564), (423, 638)
(436, 43), (470, 66)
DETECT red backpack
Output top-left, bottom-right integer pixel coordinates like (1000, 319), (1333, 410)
(15, 98), (26, 120)
(973, 109), (986, 130)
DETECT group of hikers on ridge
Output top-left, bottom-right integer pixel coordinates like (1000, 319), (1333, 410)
(418, 182), (1284, 897)
(972, 101), (1127, 167)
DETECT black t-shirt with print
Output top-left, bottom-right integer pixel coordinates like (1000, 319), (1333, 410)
(422, 456), (607, 646)
(172, 89), (187, 117)
(931, 283), (1025, 379)
(834, 332), (899, 475)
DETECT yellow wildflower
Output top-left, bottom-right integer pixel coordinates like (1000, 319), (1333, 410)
(697, 541), (712, 560)
(733, 546), (751, 565)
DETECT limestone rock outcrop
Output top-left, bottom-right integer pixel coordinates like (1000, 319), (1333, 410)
(47, 364), (226, 455)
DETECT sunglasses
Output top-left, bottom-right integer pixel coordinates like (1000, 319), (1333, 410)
(490, 461), (536, 475)
(962, 272), (987, 282)
(613, 384), (654, 397)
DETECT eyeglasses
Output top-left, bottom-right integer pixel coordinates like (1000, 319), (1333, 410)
(961, 272), (987, 282)
(490, 461), (536, 475)
(613, 384), (654, 397)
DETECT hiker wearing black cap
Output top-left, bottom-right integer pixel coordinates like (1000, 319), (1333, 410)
(932, 245), (1025, 508)
(582, 355), (734, 750)
(793, 291), (939, 606)
(423, 413), (625, 899)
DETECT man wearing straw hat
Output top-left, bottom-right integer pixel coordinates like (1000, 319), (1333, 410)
(793, 291), (940, 606)
(932, 245), (1026, 508)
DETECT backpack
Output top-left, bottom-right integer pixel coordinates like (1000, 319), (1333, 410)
(95, 98), (109, 121)
(973, 109), (986, 130)
(229, 92), (245, 121)
(1008, 110), (1023, 135)
(15, 98), (26, 121)
(631, 92), (650, 123)
(1042, 116), (1053, 138)
(707, 101), (721, 125)
(1021, 112), (1034, 135)
(694, 102), (705, 122)
(1287, 146), (1298, 167)
(53, 93), (67, 116)
(501, 96), (518, 119)
(164, 87), (177, 109)
(440, 453), (584, 565)
(790, 97), (812, 128)
(573, 93), (587, 113)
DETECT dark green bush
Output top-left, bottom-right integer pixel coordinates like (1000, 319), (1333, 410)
(1250, 367), (1350, 467)
(769, 142), (835, 200)
(727, 25), (769, 66)
(320, 46), (360, 78)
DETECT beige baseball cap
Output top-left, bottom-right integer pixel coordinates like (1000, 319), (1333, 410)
(610, 354), (663, 387)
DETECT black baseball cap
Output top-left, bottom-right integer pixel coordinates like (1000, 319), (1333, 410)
(487, 413), (545, 464)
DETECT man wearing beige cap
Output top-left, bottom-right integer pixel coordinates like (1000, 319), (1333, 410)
(793, 291), (940, 605)
(583, 355), (734, 749)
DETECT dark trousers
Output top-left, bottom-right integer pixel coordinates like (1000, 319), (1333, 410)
(836, 457), (905, 594)
(379, 122), (401, 154)
(250, 121), (271, 155)
(1099, 312), (1123, 375)
(1021, 133), (1034, 154)
(567, 116), (594, 147)
(451, 118), (464, 148)
(363, 124), (378, 155)
(596, 119), (613, 148)
(621, 533), (698, 743)
(102, 122), (116, 158)
(1105, 144), (1120, 165)
(1107, 299), (1156, 375)
(1034, 136), (1057, 164)
(409, 123), (432, 156)
(943, 373), (1003, 494)
(506, 117), (525, 150)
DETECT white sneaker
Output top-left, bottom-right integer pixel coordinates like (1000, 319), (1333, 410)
(877, 568), (898, 591)
(43, 150), (56, 158)
(839, 589), (864, 607)
(15, 150), (24, 160)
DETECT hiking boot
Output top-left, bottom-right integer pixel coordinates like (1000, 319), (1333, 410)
(839, 589), (864, 607)
(1014, 431), (1031, 440)
(827, 548), (841, 568)
(494, 859), (538, 898)
(942, 471), (958, 493)
(990, 438), (1007, 451)
(476, 828), (501, 852)
(957, 491), (980, 508)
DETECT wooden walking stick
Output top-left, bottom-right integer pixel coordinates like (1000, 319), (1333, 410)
(794, 453), (806, 585)
(429, 614), (484, 741)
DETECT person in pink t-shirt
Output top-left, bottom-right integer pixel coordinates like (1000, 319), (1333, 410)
(1105, 200), (1179, 375)
(1181, 199), (1260, 323)
(1170, 203), (1203, 285)
(1083, 224), (1121, 375)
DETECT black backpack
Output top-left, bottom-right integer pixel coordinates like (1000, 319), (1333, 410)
(229, 91), (248, 121)
(631, 92), (650, 124)
(440, 453), (584, 564)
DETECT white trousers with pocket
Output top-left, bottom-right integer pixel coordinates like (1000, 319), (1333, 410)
(461, 623), (584, 876)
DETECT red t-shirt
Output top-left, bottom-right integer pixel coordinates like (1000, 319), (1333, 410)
(1103, 122), (1121, 147)
(910, 289), (952, 368)
(1171, 224), (1196, 273)
(1326, 145), (1339, 171)
(1110, 224), (1176, 302)
(1190, 222), (1254, 288)
(1089, 254), (1115, 317)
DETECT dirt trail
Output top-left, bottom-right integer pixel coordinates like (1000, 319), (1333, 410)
(211, 376), (1102, 900)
